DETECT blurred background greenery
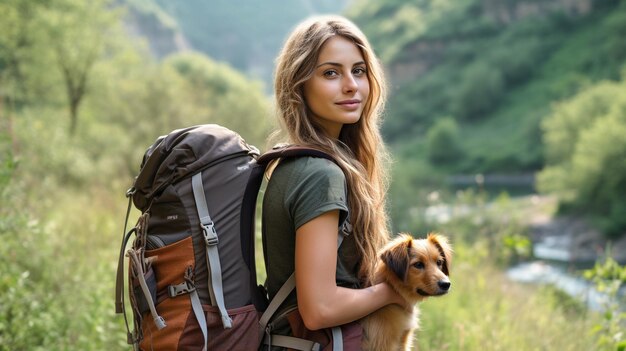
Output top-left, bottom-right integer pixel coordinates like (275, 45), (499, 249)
(1, 0), (625, 350)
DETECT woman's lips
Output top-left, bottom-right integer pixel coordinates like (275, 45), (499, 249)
(335, 99), (361, 110)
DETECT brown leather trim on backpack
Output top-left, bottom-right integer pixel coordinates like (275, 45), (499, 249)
(286, 309), (363, 351)
(139, 236), (195, 350)
(177, 303), (261, 350)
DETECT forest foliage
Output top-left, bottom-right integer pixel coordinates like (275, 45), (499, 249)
(347, 0), (626, 237)
(1, 1), (270, 348)
(350, 0), (626, 172)
(1, 0), (625, 350)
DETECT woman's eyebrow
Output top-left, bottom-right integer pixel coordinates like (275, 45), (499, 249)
(316, 61), (366, 68)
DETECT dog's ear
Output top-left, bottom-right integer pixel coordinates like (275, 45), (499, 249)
(428, 233), (453, 276)
(380, 235), (413, 282)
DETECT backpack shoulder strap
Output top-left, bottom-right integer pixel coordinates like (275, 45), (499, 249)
(243, 145), (345, 350)
(240, 145), (338, 311)
(256, 145), (336, 166)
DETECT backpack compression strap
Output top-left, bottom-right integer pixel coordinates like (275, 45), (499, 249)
(191, 173), (233, 330)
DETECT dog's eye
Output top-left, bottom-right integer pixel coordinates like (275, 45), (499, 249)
(436, 259), (444, 267)
(413, 262), (425, 269)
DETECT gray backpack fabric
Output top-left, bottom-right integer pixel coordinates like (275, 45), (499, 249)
(114, 124), (343, 350)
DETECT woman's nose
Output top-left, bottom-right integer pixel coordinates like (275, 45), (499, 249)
(342, 74), (358, 93)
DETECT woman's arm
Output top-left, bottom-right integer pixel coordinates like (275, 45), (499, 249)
(295, 210), (401, 330)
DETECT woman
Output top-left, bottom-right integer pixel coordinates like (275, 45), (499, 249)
(262, 15), (405, 349)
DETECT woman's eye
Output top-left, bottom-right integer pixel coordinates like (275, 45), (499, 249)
(353, 67), (366, 76)
(323, 70), (338, 77)
(413, 262), (425, 269)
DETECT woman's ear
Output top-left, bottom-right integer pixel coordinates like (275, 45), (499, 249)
(428, 233), (452, 276)
(380, 235), (413, 282)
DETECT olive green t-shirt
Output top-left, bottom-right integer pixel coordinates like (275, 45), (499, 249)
(262, 156), (362, 315)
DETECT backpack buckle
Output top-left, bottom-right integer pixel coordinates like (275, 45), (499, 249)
(168, 281), (196, 298)
(201, 222), (219, 246)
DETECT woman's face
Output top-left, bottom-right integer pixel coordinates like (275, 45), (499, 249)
(303, 35), (370, 139)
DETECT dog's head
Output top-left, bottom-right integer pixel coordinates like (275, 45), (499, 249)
(379, 233), (453, 300)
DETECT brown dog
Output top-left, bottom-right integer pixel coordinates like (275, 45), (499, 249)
(361, 233), (452, 351)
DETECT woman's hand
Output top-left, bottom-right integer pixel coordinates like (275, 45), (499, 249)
(379, 282), (412, 312)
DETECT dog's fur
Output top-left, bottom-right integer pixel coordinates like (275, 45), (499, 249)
(361, 233), (453, 351)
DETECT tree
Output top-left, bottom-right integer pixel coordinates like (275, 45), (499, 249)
(538, 77), (626, 237)
(0, 0), (51, 104)
(0, 0), (53, 154)
(41, 0), (121, 135)
(452, 61), (504, 121)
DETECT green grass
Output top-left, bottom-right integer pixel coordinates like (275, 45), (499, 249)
(416, 261), (597, 350)
(0, 179), (608, 350)
(0, 186), (128, 350)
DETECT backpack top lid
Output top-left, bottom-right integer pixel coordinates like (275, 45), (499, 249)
(132, 124), (259, 211)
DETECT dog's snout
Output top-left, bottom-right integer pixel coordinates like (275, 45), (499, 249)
(438, 281), (451, 291)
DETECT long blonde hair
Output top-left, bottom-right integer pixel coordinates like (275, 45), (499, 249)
(272, 15), (390, 285)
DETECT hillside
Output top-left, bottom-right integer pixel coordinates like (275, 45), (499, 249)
(121, 0), (349, 86)
(121, 0), (626, 175)
(121, 0), (191, 58)
(115, 0), (626, 236)
(349, 0), (626, 174)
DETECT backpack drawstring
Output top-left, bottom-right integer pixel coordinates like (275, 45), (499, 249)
(128, 212), (166, 330)
(127, 249), (166, 330)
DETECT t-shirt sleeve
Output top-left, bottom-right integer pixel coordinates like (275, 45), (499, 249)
(285, 157), (348, 230)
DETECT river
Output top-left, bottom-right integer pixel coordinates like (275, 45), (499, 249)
(506, 224), (625, 312)
(422, 190), (625, 312)
(506, 260), (614, 311)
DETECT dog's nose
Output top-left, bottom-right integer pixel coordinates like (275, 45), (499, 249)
(438, 281), (451, 291)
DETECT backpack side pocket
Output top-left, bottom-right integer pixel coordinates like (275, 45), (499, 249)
(139, 236), (196, 350)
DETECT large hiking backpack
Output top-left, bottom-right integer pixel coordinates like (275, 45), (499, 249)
(114, 124), (348, 350)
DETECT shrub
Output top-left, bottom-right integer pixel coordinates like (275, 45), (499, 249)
(451, 61), (504, 121)
(426, 117), (465, 165)
(583, 257), (626, 350)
